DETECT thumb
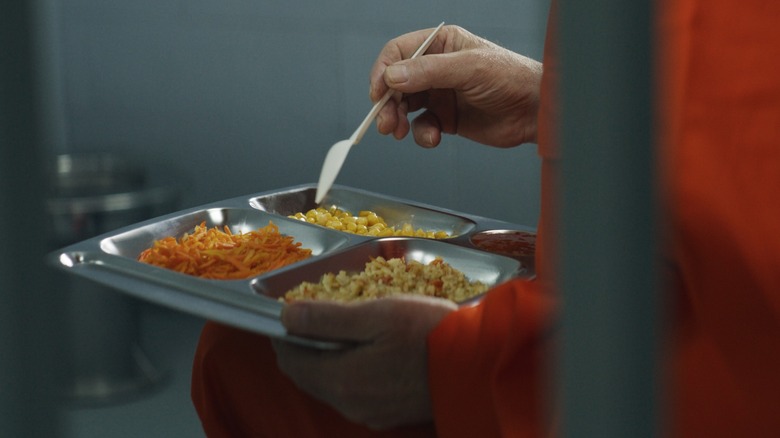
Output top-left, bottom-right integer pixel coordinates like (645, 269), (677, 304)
(383, 52), (477, 94)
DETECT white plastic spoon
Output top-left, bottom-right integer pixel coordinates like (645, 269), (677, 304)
(314, 22), (445, 204)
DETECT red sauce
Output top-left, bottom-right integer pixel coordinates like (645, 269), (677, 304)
(470, 230), (536, 259)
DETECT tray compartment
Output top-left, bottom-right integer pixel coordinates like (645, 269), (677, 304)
(249, 186), (477, 239)
(101, 207), (350, 265)
(251, 237), (523, 304)
(469, 229), (537, 269)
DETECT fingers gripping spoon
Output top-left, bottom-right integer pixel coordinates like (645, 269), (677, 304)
(314, 22), (445, 204)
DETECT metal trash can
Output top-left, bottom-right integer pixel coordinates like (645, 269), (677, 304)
(46, 153), (181, 404)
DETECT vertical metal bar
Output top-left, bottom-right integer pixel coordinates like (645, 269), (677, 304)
(558, 1), (659, 437)
(1, 0), (66, 436)
(31, 0), (69, 154)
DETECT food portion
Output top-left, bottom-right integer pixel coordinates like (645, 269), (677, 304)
(281, 256), (487, 303)
(288, 206), (450, 239)
(138, 221), (312, 279)
(470, 230), (536, 259)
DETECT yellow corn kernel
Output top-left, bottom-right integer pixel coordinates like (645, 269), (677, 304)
(372, 222), (386, 231)
(365, 212), (380, 226)
(378, 227), (395, 237)
(291, 206), (449, 239)
(325, 220), (343, 230)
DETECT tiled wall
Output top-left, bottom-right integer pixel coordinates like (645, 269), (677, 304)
(58, 0), (550, 225)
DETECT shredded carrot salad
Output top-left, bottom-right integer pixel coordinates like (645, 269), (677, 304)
(137, 221), (312, 280)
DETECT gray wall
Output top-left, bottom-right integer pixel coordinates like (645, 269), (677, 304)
(55, 0), (549, 226)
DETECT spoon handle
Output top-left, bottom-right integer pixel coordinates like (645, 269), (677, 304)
(351, 22), (445, 145)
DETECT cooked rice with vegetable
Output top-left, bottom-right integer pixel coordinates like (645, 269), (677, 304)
(282, 256), (487, 303)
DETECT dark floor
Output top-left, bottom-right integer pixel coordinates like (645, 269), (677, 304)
(63, 303), (207, 438)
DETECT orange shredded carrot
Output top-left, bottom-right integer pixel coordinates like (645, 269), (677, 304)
(137, 221), (312, 279)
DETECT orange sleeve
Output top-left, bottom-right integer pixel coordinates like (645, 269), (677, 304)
(428, 278), (558, 437)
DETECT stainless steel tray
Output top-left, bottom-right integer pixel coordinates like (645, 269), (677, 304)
(49, 184), (536, 349)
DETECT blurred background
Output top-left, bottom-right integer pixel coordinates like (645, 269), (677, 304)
(2, 0), (550, 436)
(57, 0), (549, 223)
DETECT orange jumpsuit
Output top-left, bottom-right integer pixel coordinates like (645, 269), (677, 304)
(191, 1), (780, 436)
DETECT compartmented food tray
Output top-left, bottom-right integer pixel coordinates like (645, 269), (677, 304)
(49, 184), (536, 349)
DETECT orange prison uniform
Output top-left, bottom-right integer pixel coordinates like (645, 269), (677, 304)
(191, 1), (780, 436)
(656, 0), (780, 436)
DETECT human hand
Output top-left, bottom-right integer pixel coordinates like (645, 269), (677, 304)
(370, 24), (543, 148)
(272, 295), (457, 430)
